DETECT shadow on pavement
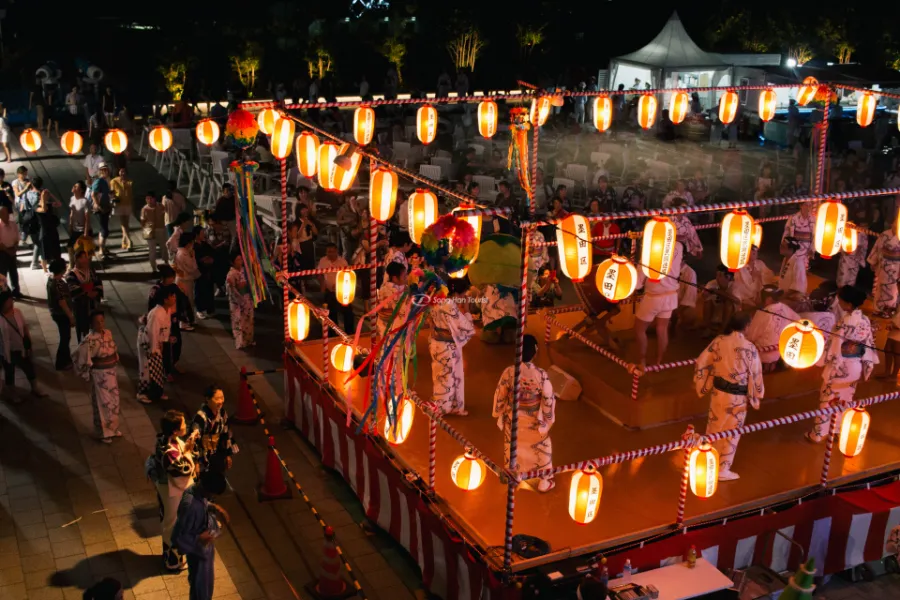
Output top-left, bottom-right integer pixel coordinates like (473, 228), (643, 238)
(48, 548), (172, 590)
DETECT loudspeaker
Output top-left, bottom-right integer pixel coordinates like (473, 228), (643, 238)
(548, 365), (582, 402)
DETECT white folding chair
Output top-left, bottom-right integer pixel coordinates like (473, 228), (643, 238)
(419, 164), (442, 181)
(431, 156), (452, 172)
(392, 141), (411, 166)
(565, 164), (589, 186)
(552, 177), (576, 197)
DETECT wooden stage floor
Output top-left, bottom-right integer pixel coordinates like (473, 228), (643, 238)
(293, 310), (900, 571)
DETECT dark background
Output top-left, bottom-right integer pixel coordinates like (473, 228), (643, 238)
(0, 1), (892, 104)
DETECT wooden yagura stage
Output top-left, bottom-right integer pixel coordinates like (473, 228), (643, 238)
(285, 311), (900, 599)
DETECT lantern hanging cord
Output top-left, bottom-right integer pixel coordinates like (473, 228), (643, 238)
(549, 220), (900, 360)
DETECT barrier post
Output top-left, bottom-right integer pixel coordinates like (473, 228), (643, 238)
(368, 159), (378, 345)
(631, 371), (641, 402)
(544, 313), (552, 344)
(815, 92), (830, 195)
(322, 326), (330, 386)
(428, 413), (437, 492)
(676, 425), (695, 527)
(821, 410), (840, 488)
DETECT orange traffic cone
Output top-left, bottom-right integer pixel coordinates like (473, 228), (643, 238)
(305, 526), (355, 600)
(231, 367), (260, 425)
(257, 436), (291, 501)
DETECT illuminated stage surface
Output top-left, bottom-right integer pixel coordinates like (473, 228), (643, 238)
(293, 310), (900, 571)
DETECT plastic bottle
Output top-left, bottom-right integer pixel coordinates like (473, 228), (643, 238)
(600, 557), (609, 586)
(622, 559), (632, 583)
(687, 545), (697, 568)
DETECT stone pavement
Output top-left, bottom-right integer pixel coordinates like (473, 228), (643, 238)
(0, 138), (421, 599)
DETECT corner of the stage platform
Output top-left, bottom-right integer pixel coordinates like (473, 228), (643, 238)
(284, 354), (517, 600)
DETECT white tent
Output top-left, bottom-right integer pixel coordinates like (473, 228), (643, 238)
(609, 12), (734, 111)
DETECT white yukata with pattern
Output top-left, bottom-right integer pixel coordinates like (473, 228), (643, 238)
(428, 300), (475, 415)
(72, 328), (120, 440)
(867, 231), (900, 314)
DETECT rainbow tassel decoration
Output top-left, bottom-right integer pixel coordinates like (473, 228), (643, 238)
(230, 160), (271, 306)
(507, 107), (532, 198)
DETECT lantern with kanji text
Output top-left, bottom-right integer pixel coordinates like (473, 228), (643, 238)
(556, 214), (592, 282)
(720, 210), (754, 272)
(568, 465), (602, 524)
(353, 106), (375, 145)
(689, 441), (719, 498)
(641, 217), (677, 281)
(779, 320), (825, 369)
(839, 407), (870, 458)
(417, 105), (438, 144)
(814, 199), (848, 259)
(451, 450), (487, 491)
(477, 101), (498, 138)
(595, 255), (638, 303)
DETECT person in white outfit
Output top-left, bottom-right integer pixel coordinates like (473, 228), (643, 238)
(634, 240), (684, 371)
(778, 237), (808, 294)
(141, 192), (169, 271)
(429, 280), (475, 416)
(745, 286), (801, 372)
(694, 312), (764, 481)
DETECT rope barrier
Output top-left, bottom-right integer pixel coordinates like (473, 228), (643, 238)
(243, 379), (368, 598)
(285, 263), (383, 278)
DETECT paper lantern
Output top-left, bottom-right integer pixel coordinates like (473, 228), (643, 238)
(595, 255), (638, 303)
(383, 396), (415, 445)
(353, 106), (375, 145)
(451, 450), (486, 491)
(593, 96), (613, 132)
(148, 126), (173, 152)
(19, 128), (42, 153)
(196, 118), (220, 146)
(689, 442), (719, 498)
(417, 105), (438, 144)
(335, 269), (356, 306)
(758, 89), (777, 122)
(556, 214), (592, 283)
(449, 267), (468, 279)
(641, 216), (676, 281)
(752, 223), (763, 248)
(333, 144), (362, 191)
(104, 129), (128, 154)
(839, 407), (870, 458)
(720, 209), (754, 272)
(718, 91), (739, 125)
(60, 131), (83, 155)
(568, 465), (602, 524)
(842, 225), (858, 254)
(530, 96), (551, 127)
(814, 199), (848, 259)
(287, 300), (310, 343)
(330, 343), (355, 373)
(857, 92), (876, 128)
(477, 101), (498, 139)
(257, 108), (280, 135)
(407, 189), (438, 244)
(451, 203), (482, 262)
(669, 92), (689, 125)
(317, 141), (339, 190)
(797, 77), (818, 106)
(779, 320), (825, 369)
(637, 95), (657, 129)
(369, 167), (398, 222)
(295, 131), (319, 178)
(225, 108), (260, 149)
(270, 117), (295, 160)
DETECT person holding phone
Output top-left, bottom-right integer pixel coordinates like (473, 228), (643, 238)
(530, 266), (563, 308)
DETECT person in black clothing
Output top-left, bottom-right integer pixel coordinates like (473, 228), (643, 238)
(46, 259), (74, 370)
(193, 228), (216, 318)
(212, 183), (237, 240)
(0, 170), (13, 213)
(66, 250), (104, 342)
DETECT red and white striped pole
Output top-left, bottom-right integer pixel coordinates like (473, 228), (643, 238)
(676, 425), (695, 527)
(281, 158), (289, 342)
(815, 93), (831, 196)
(631, 372), (641, 402)
(821, 410), (840, 487)
(368, 159), (378, 345)
(429, 411), (437, 492)
(322, 326), (330, 385)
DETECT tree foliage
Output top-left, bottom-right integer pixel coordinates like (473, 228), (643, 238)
(516, 24), (545, 58)
(158, 61), (187, 101)
(448, 29), (485, 72)
(230, 42), (262, 97)
(381, 36), (407, 84)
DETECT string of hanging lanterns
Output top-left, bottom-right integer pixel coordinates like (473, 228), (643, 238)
(353, 106), (376, 145)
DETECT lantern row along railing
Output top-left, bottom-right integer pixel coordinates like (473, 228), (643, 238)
(518, 390), (900, 528)
(239, 81), (877, 111)
(527, 187), (900, 227)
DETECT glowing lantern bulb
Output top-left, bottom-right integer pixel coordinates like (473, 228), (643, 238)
(842, 225), (858, 254)
(593, 96), (612, 132)
(60, 131), (83, 155)
(295, 131), (319, 178)
(369, 167), (399, 223)
(689, 442), (719, 498)
(718, 91), (739, 125)
(838, 407), (870, 458)
(797, 77), (819, 106)
(752, 223), (763, 248)
(779, 320), (825, 369)
(758, 89), (777, 122)
(334, 269), (357, 306)
(408, 189), (438, 244)
(720, 210), (754, 272)
(148, 126), (173, 152)
(451, 450), (486, 491)
(417, 105), (438, 144)
(330, 344), (355, 373)
(568, 465), (602, 524)
(196, 119), (220, 146)
(270, 117), (295, 160)
(641, 216), (676, 281)
(287, 300), (310, 343)
(637, 95), (657, 129)
(669, 92), (689, 125)
(257, 108), (280, 135)
(477, 101), (498, 138)
(595, 255), (638, 303)
(814, 199), (848, 259)
(19, 128), (43, 152)
(104, 129), (128, 154)
(383, 396), (415, 445)
(556, 214), (592, 282)
(353, 106), (375, 145)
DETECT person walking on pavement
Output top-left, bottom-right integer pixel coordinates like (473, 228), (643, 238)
(172, 470), (229, 600)
(47, 258), (75, 370)
(0, 291), (47, 401)
(0, 207), (20, 297)
(91, 163), (114, 261)
(141, 192), (168, 271)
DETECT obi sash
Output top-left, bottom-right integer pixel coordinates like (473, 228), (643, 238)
(713, 376), (748, 395)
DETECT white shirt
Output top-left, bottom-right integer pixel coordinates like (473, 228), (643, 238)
(83, 154), (103, 178)
(0, 220), (18, 248)
(662, 190), (694, 208)
(678, 263), (698, 308)
(70, 196), (89, 232)
(318, 256), (348, 291)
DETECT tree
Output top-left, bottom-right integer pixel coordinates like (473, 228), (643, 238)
(306, 45), (334, 81)
(516, 24), (544, 58)
(817, 19), (855, 64)
(381, 36), (407, 84)
(158, 61), (187, 101)
(231, 42), (262, 97)
(788, 44), (814, 66)
(447, 28), (485, 72)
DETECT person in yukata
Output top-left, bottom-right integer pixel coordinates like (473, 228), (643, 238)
(382, 231), (412, 281)
(429, 278), (475, 416)
(837, 226), (868, 288)
(732, 245), (776, 309)
(137, 285), (176, 404)
(694, 312), (764, 481)
(480, 283), (518, 344)
(191, 384), (238, 473)
(745, 286), (801, 372)
(782, 202), (815, 261)
(634, 240), (684, 372)
(778, 237), (808, 294)
(149, 266), (191, 377)
(808, 286), (878, 443)
(670, 208), (703, 259)
(225, 252), (254, 349)
(492, 334), (556, 492)
(867, 224), (900, 318)
(798, 285), (838, 368)
(700, 265), (740, 337)
(72, 310), (120, 444)
(373, 261), (409, 341)
(172, 471), (230, 600)
(153, 409), (197, 571)
(67, 249), (104, 342)
(673, 254), (698, 332)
